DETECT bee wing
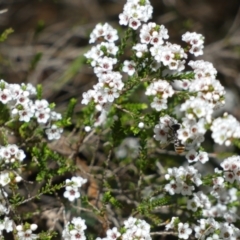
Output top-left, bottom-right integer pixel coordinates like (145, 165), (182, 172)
(159, 142), (171, 149)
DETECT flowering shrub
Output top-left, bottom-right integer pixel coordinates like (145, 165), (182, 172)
(0, 0), (240, 239)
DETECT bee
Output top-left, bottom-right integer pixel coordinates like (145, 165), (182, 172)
(170, 123), (185, 154)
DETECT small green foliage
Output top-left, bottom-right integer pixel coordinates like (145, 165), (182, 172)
(29, 52), (42, 71)
(136, 196), (172, 215)
(102, 191), (121, 208)
(34, 20), (45, 37)
(0, 28), (14, 42)
(38, 230), (58, 240)
(233, 139), (240, 149)
(145, 212), (162, 225)
(0, 103), (10, 125)
(9, 193), (24, 206)
(111, 117), (126, 147)
(165, 71), (195, 81)
(36, 84), (43, 99)
(63, 98), (77, 121)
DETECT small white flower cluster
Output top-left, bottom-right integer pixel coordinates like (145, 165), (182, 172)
(182, 32), (204, 56)
(150, 42), (187, 72)
(0, 190), (9, 215)
(62, 217), (87, 240)
(220, 155), (240, 184)
(189, 60), (217, 80)
(180, 97), (213, 121)
(166, 218), (192, 240)
(122, 217), (151, 240)
(122, 60), (136, 76)
(0, 216), (13, 236)
(0, 171), (13, 187)
(211, 113), (240, 146)
(189, 189), (238, 224)
(185, 149), (209, 164)
(194, 218), (240, 239)
(164, 166), (202, 196)
(89, 23), (118, 44)
(119, 0), (153, 30)
(177, 118), (206, 148)
(0, 79), (63, 140)
(131, 24), (203, 74)
(188, 60), (225, 108)
(0, 144), (26, 164)
(154, 116), (208, 161)
(185, 162), (240, 225)
(63, 176), (87, 202)
(83, 24), (124, 118)
(166, 216), (240, 240)
(16, 223), (38, 240)
(96, 217), (151, 240)
(140, 22), (169, 45)
(0, 144), (25, 186)
(189, 77), (225, 108)
(145, 80), (174, 111)
(177, 60), (225, 129)
(153, 115), (177, 144)
(96, 227), (121, 240)
(186, 191), (211, 212)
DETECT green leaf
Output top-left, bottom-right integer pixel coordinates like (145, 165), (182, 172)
(0, 28), (14, 42)
(29, 52), (42, 71)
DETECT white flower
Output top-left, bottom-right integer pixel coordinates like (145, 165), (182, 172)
(35, 108), (51, 124)
(219, 223), (234, 239)
(69, 176), (88, 188)
(187, 197), (200, 212)
(165, 166), (202, 196)
(211, 114), (240, 146)
(139, 22), (168, 45)
(63, 186), (80, 202)
(94, 57), (117, 77)
(132, 43), (148, 58)
(106, 227), (121, 239)
(81, 89), (95, 105)
(119, 0), (153, 29)
(198, 151), (209, 164)
(63, 177), (87, 202)
(145, 79), (174, 98)
(122, 217), (151, 240)
(180, 97), (213, 120)
(0, 172), (10, 186)
(84, 126), (91, 132)
(165, 217), (178, 230)
(186, 149), (199, 163)
(150, 97), (167, 111)
(122, 60), (136, 76)
(16, 224), (38, 240)
(164, 179), (181, 195)
(178, 222), (192, 239)
(12, 102), (35, 122)
(71, 217), (87, 232)
(63, 217), (87, 240)
(89, 23), (118, 44)
(45, 125), (63, 140)
(189, 60), (217, 79)
(182, 31), (204, 56)
(0, 88), (12, 104)
(4, 217), (13, 233)
(150, 42), (187, 71)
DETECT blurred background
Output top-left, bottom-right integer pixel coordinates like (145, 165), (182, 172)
(0, 0), (240, 116)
